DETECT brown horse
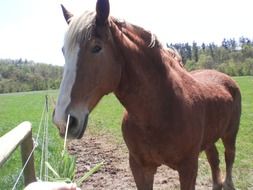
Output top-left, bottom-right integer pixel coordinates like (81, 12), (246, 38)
(53, 0), (241, 189)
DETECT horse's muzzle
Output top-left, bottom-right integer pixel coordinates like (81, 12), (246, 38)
(53, 108), (89, 139)
(68, 113), (89, 139)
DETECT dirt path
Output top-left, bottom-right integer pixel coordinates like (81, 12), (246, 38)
(68, 130), (213, 190)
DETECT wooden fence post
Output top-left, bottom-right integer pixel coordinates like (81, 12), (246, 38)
(0, 121), (36, 186)
(20, 127), (36, 186)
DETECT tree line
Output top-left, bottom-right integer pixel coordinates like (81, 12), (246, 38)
(0, 59), (63, 94)
(170, 36), (253, 76)
(0, 37), (253, 94)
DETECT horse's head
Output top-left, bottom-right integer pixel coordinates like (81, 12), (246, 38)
(53, 0), (121, 139)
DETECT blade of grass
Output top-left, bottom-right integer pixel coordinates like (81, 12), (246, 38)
(45, 161), (60, 178)
(46, 175), (72, 183)
(62, 114), (70, 156)
(75, 162), (103, 186)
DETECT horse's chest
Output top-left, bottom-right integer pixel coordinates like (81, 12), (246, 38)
(125, 134), (164, 165)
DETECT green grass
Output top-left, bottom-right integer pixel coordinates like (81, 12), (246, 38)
(89, 94), (124, 137)
(0, 90), (63, 189)
(0, 90), (123, 189)
(0, 76), (252, 189)
(230, 76), (253, 189)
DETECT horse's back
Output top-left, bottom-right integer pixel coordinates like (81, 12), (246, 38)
(191, 69), (240, 99)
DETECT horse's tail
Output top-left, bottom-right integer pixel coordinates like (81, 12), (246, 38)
(223, 79), (241, 141)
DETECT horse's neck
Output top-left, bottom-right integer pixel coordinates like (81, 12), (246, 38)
(111, 20), (191, 121)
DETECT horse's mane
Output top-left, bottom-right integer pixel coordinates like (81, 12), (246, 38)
(64, 11), (95, 52)
(166, 47), (184, 68)
(65, 11), (183, 68)
(111, 18), (184, 68)
(111, 18), (162, 49)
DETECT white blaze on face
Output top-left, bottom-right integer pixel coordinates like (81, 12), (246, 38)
(54, 43), (79, 127)
(54, 12), (95, 128)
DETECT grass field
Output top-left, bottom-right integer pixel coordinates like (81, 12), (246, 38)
(0, 90), (63, 189)
(229, 76), (253, 189)
(0, 76), (252, 189)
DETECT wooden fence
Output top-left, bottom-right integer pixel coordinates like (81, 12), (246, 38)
(0, 121), (36, 186)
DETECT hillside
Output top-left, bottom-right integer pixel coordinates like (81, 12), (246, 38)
(0, 59), (63, 93)
(1, 37), (253, 94)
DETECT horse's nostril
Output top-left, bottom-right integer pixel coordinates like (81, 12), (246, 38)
(69, 115), (78, 128)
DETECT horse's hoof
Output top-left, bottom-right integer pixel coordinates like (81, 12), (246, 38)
(212, 183), (222, 190)
(223, 182), (236, 190)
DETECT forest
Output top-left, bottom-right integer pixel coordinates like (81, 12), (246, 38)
(0, 59), (63, 93)
(170, 36), (253, 76)
(0, 37), (253, 94)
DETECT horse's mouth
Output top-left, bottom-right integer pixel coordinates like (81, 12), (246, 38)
(68, 113), (89, 139)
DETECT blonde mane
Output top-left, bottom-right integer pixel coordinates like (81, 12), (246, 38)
(64, 11), (96, 52)
(64, 10), (181, 69)
(166, 46), (184, 67)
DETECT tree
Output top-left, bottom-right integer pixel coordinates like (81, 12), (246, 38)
(241, 44), (253, 58)
(192, 42), (199, 62)
(197, 55), (214, 69)
(201, 43), (206, 52)
(0, 59), (63, 93)
(222, 38), (237, 51)
(207, 43), (216, 60)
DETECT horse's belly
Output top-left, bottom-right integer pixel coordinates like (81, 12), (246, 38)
(122, 119), (198, 169)
(123, 134), (181, 169)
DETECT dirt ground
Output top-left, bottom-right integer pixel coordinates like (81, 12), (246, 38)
(68, 130), (213, 190)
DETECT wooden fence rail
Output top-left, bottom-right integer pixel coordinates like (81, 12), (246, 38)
(0, 121), (36, 186)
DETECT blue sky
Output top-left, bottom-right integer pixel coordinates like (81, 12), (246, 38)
(0, 0), (252, 65)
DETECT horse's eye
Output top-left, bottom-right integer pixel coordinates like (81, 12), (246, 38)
(91, 45), (102, 53)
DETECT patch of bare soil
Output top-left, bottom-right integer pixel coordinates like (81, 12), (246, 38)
(68, 130), (213, 190)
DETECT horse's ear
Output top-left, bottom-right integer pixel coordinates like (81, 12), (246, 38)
(61, 4), (73, 25)
(96, 0), (110, 25)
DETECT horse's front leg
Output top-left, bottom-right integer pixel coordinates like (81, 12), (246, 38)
(178, 155), (199, 190)
(129, 154), (157, 190)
